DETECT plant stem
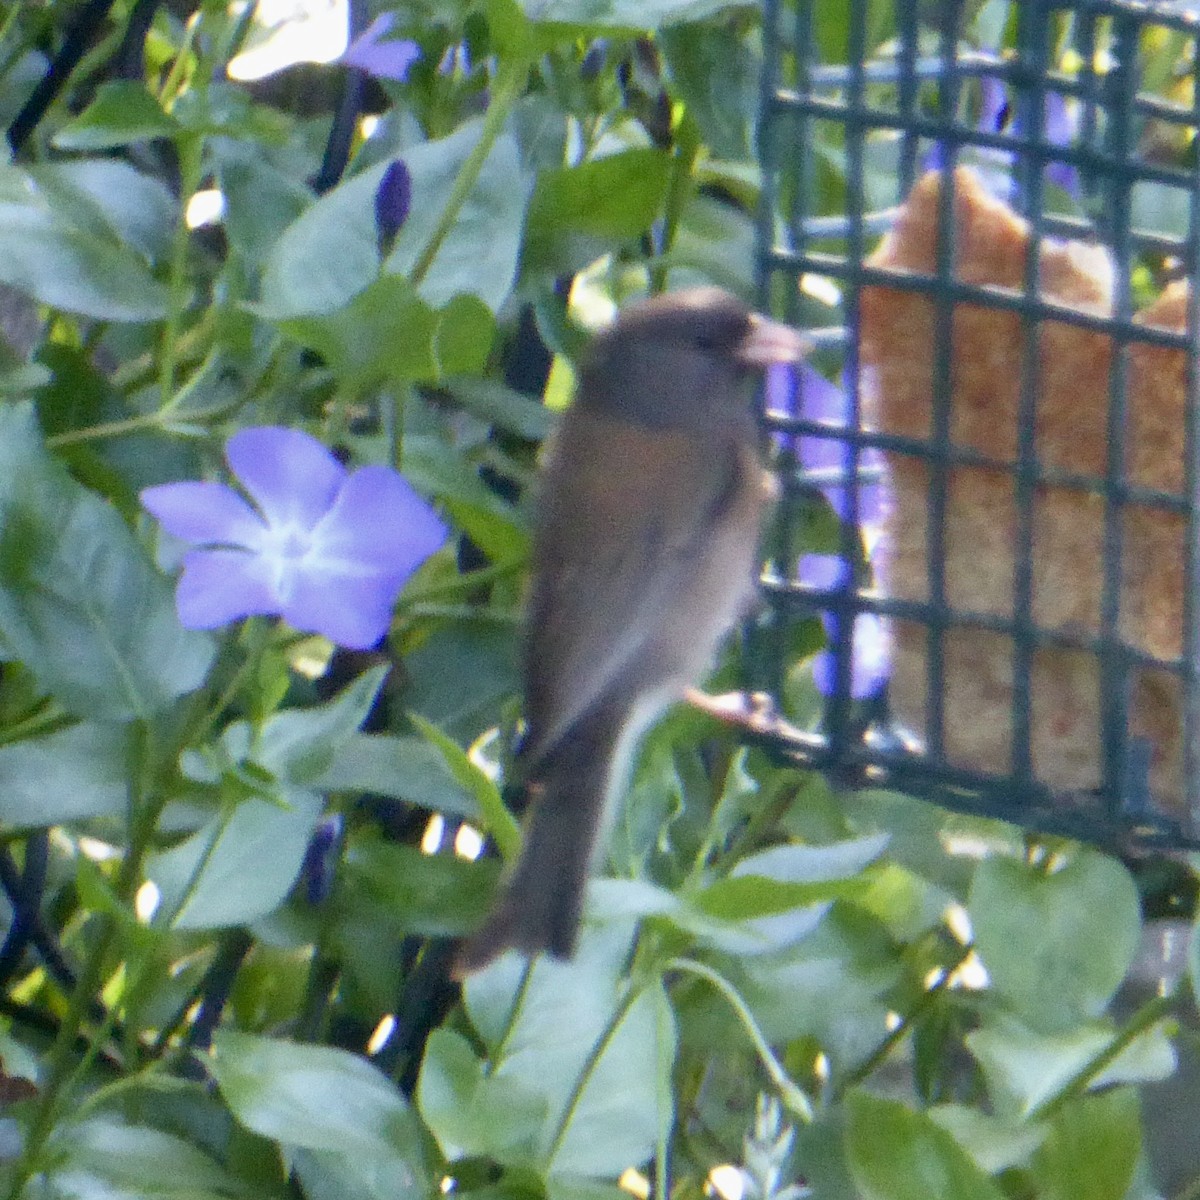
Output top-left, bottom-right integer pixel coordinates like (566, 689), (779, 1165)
(649, 112), (699, 296)
(1029, 992), (1176, 1121)
(545, 983), (641, 1165)
(159, 135), (204, 409)
(835, 943), (972, 1100)
(7, 724), (163, 1197)
(158, 9), (202, 109)
(46, 410), (176, 449)
(409, 55), (529, 288)
(6, 917), (118, 1199)
(667, 957), (814, 1123)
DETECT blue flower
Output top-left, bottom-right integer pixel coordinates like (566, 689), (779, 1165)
(341, 13), (421, 82)
(928, 76), (1080, 199)
(141, 427), (446, 650)
(767, 363), (890, 701)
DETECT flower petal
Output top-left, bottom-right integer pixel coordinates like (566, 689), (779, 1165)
(798, 552), (849, 592)
(313, 466), (447, 576)
(279, 564), (400, 650)
(175, 548), (282, 629)
(226, 427), (346, 532)
(814, 613), (891, 701)
(342, 13), (421, 80)
(980, 77), (1009, 133)
(1044, 91), (1076, 147)
(141, 481), (267, 548)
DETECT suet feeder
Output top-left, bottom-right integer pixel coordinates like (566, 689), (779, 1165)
(753, 0), (1200, 850)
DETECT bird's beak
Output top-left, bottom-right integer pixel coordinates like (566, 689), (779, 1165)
(736, 313), (810, 367)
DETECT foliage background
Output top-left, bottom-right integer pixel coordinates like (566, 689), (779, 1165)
(0, 2), (1195, 1200)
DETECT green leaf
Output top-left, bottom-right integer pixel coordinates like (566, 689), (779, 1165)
(1092, 1018), (1177, 1089)
(968, 849), (1140, 1032)
(668, 191), (757, 295)
(148, 785), (322, 929)
(965, 1014), (1112, 1117)
(50, 1116), (240, 1196)
(345, 840), (499, 938)
(313, 733), (481, 818)
(0, 203), (170, 320)
(545, 1182), (634, 1200)
(691, 875), (834, 920)
(736, 907), (901, 1073)
(292, 1145), (425, 1200)
(587, 878), (681, 923)
(659, 22), (756, 160)
(211, 1031), (429, 1194)
(926, 1105), (1046, 1175)
(845, 1091), (1007, 1200)
(258, 163), (382, 319)
(528, 147), (676, 246)
(402, 437), (530, 563)
(463, 923), (674, 1177)
(249, 664), (389, 782)
(732, 833), (891, 883)
(524, 149), (671, 272)
(52, 81), (179, 149)
(681, 836), (887, 950)
(418, 1028), (546, 1161)
(29, 159), (177, 262)
(550, 981), (676, 1177)
(1030, 1090), (1141, 1200)
(519, 0), (760, 30)
(172, 84), (290, 142)
(441, 377), (555, 441)
(434, 294), (497, 378)
(0, 722), (130, 828)
(263, 121), (528, 321)
(402, 618), (520, 744)
(219, 153), (314, 265)
(966, 1011), (1176, 1117)
(385, 121), (529, 313)
(0, 404), (213, 720)
(280, 276), (438, 388)
(408, 712), (520, 861)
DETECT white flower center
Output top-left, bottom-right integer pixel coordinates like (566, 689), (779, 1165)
(260, 521), (315, 596)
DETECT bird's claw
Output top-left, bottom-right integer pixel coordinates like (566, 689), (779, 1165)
(684, 688), (799, 739)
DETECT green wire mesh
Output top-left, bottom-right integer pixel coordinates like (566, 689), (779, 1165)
(753, 0), (1200, 850)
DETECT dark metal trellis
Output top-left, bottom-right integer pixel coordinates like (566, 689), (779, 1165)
(754, 0), (1200, 851)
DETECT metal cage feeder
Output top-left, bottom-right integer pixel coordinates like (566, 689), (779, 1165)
(752, 0), (1200, 851)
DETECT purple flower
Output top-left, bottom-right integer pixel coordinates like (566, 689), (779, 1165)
(341, 13), (421, 82)
(141, 427), (447, 651)
(375, 160), (412, 250)
(302, 814), (344, 904)
(927, 76), (1079, 199)
(581, 39), (609, 81)
(438, 42), (472, 77)
(767, 363), (890, 701)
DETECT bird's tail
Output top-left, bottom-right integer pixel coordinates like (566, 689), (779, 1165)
(454, 701), (628, 978)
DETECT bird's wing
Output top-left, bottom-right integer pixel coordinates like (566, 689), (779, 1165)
(521, 407), (763, 764)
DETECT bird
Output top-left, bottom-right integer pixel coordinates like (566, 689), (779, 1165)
(454, 287), (807, 975)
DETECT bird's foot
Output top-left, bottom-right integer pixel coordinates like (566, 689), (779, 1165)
(684, 688), (797, 738)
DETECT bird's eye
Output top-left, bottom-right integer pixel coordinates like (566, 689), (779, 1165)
(695, 334), (717, 352)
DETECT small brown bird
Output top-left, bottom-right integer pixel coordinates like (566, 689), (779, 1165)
(455, 287), (807, 975)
